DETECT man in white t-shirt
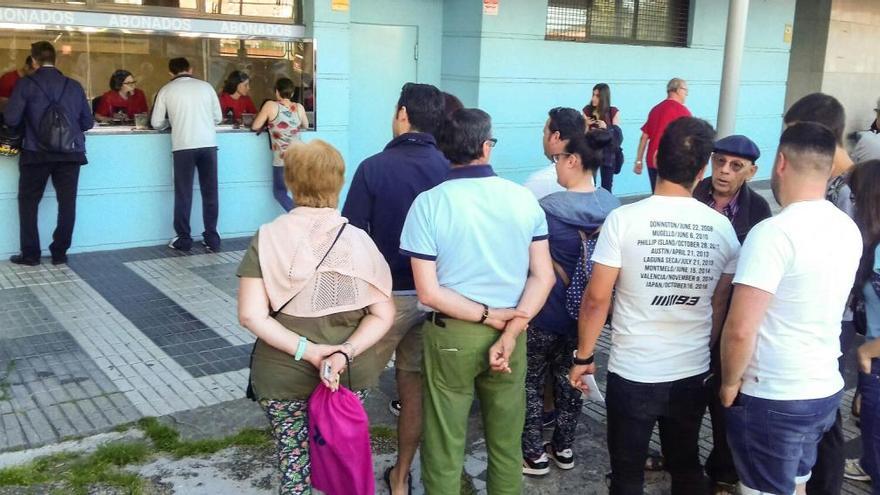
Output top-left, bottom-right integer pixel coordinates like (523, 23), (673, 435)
(720, 122), (862, 495)
(523, 107), (585, 199)
(569, 117), (740, 494)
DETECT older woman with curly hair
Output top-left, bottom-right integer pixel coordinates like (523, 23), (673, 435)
(237, 139), (395, 495)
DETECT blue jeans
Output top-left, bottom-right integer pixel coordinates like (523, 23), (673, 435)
(272, 166), (294, 212)
(860, 358), (880, 495)
(725, 391), (842, 495)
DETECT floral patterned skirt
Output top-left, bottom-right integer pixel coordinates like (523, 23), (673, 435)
(260, 390), (369, 495)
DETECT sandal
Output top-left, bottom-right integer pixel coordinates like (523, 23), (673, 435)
(713, 481), (737, 495)
(383, 465), (413, 495)
(644, 452), (665, 472)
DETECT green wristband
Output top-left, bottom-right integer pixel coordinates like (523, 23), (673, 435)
(294, 336), (308, 361)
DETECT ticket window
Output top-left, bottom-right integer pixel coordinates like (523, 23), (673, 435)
(0, 28), (315, 127)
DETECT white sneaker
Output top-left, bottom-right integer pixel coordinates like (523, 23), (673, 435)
(522, 452), (550, 476)
(844, 458), (871, 482)
(544, 442), (574, 470)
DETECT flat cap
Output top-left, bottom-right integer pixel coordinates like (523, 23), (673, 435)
(713, 134), (760, 162)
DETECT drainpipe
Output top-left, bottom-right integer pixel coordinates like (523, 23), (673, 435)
(716, 0), (750, 138)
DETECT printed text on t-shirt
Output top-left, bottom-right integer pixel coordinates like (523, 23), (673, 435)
(638, 221), (718, 292)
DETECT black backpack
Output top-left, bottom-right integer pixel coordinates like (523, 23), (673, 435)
(29, 77), (77, 153)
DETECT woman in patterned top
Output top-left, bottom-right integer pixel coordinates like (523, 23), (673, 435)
(252, 78), (310, 211)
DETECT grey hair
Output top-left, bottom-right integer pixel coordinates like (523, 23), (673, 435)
(667, 78), (686, 93)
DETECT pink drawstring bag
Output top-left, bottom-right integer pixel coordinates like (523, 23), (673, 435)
(308, 379), (374, 495)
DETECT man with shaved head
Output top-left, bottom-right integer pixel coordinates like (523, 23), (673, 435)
(720, 122), (862, 495)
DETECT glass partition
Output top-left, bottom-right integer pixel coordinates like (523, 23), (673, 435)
(204, 0), (295, 18)
(0, 28), (315, 127)
(94, 0), (197, 8)
(8, 0), (301, 21)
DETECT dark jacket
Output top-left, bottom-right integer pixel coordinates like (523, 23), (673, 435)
(530, 188), (621, 335)
(3, 66), (94, 160)
(341, 132), (449, 292)
(693, 177), (771, 244)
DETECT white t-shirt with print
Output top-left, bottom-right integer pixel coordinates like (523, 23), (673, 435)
(735, 200), (861, 401)
(591, 195), (740, 383)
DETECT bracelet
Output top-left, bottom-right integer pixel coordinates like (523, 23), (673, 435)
(572, 349), (594, 365)
(478, 303), (489, 324)
(341, 341), (357, 360)
(294, 336), (308, 361)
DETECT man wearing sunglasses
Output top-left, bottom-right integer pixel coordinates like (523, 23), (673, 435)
(694, 135), (772, 244)
(693, 135), (771, 494)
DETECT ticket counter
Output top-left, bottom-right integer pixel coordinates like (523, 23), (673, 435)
(0, 3), (314, 256)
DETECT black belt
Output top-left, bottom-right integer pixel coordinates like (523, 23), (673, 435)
(426, 311), (451, 328)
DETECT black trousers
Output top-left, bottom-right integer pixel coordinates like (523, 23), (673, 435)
(598, 165), (615, 192)
(18, 161), (81, 259)
(606, 372), (709, 495)
(706, 344), (738, 485)
(648, 167), (658, 192)
(172, 147), (219, 247)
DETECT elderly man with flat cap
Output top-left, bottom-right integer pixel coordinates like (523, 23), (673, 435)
(694, 135), (772, 244)
(693, 134), (772, 494)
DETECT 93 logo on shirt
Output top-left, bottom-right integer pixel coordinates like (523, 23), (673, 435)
(650, 295), (700, 307)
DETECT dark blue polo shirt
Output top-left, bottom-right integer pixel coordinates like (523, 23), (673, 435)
(341, 132), (449, 292)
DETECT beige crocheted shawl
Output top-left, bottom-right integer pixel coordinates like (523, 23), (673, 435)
(257, 208), (392, 317)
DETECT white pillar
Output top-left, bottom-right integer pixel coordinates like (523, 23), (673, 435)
(716, 0), (750, 138)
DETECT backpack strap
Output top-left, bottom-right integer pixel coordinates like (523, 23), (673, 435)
(28, 76), (68, 104)
(552, 259), (570, 287)
(579, 226), (602, 270)
(553, 226), (603, 288)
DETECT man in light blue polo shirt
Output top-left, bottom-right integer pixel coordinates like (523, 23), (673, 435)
(400, 108), (555, 495)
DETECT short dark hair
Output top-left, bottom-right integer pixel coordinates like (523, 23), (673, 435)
(24, 56), (33, 68)
(656, 117), (716, 187)
(397, 83), (445, 135)
(438, 108), (492, 165)
(778, 122), (836, 174)
(222, 70), (249, 95)
(783, 93), (845, 144)
(564, 129), (613, 172)
(168, 57), (190, 75)
(30, 41), (55, 65)
(109, 69), (133, 92)
(442, 92), (464, 118)
(548, 107), (586, 141)
(275, 78), (295, 100)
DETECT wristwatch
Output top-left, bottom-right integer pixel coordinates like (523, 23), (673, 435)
(572, 350), (594, 365)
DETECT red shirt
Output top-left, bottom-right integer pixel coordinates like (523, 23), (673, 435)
(640, 98), (691, 169)
(218, 92), (257, 120)
(96, 89), (149, 119)
(0, 70), (21, 98)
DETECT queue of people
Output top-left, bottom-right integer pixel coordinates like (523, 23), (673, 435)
(224, 73), (877, 495)
(6, 40), (880, 495)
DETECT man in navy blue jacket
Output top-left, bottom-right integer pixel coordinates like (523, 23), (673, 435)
(4, 41), (94, 266)
(341, 82), (448, 495)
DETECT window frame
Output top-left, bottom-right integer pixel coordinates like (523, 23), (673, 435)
(545, 0), (691, 48)
(4, 0), (303, 25)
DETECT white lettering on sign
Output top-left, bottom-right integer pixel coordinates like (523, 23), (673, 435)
(108, 14), (193, 32)
(0, 7), (303, 40)
(220, 21), (294, 37)
(0, 8), (75, 25)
